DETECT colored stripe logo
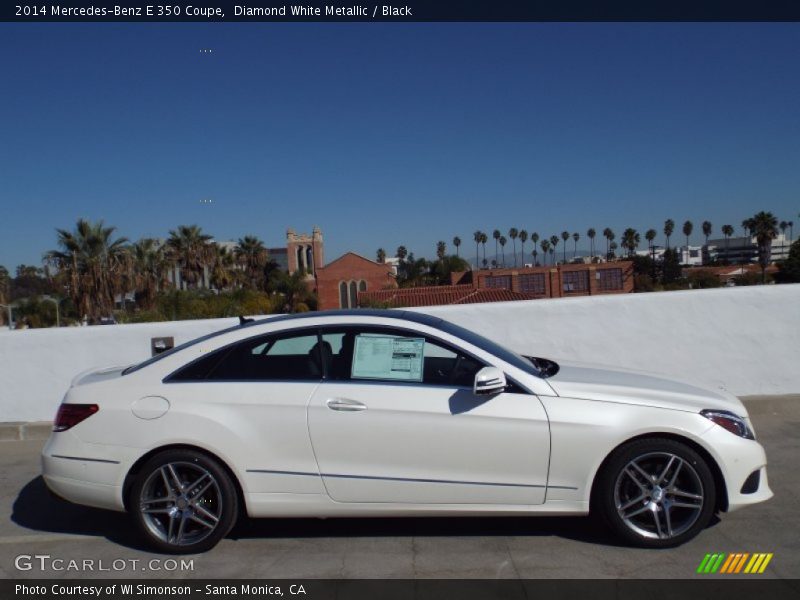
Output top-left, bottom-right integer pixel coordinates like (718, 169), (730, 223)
(697, 553), (773, 574)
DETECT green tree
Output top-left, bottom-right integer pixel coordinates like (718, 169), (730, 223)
(572, 232), (580, 259)
(682, 221), (694, 264)
(664, 219), (675, 250)
(721, 224), (734, 263)
(560, 231), (570, 262)
(508, 228), (519, 267)
(452, 236), (461, 257)
(472, 231), (482, 269)
(530, 232), (540, 262)
(702, 221), (713, 246)
(236, 235), (269, 290)
(165, 225), (213, 289)
(130, 238), (168, 310)
(749, 211), (779, 283)
(492, 230), (501, 265)
(43, 219), (129, 322)
(376, 248), (387, 263)
(499, 235), (507, 267)
(540, 239), (550, 265)
(480, 232), (488, 267)
(776, 239), (800, 283)
(587, 228), (596, 259)
(603, 228), (614, 260)
(519, 230), (528, 266)
(622, 228), (640, 257)
(436, 240), (447, 262)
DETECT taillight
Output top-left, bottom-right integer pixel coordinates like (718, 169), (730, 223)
(53, 403), (99, 432)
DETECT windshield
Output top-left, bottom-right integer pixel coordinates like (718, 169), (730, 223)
(431, 319), (544, 378)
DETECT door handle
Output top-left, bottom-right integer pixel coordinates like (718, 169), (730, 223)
(326, 398), (367, 412)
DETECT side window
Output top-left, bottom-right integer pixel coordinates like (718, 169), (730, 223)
(320, 327), (484, 387)
(168, 330), (323, 382)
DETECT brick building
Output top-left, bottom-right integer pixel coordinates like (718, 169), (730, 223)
(358, 261), (634, 308)
(314, 252), (397, 310)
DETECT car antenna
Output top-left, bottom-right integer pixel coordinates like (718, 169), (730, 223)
(239, 316), (255, 325)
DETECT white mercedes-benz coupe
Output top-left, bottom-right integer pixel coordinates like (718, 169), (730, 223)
(42, 309), (772, 553)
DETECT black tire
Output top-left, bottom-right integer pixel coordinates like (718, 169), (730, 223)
(129, 449), (238, 554)
(595, 438), (716, 548)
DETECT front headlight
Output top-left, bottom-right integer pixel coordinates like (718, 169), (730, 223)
(700, 409), (755, 440)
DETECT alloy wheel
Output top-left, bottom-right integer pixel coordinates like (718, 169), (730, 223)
(613, 451), (705, 540)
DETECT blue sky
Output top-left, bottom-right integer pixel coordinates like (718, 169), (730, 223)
(1, 23), (798, 268)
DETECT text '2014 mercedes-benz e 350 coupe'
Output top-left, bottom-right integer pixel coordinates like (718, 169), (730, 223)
(42, 310), (772, 553)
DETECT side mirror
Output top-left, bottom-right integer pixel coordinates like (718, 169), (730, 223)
(473, 366), (507, 396)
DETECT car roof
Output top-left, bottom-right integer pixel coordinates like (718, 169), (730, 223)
(243, 309), (445, 329)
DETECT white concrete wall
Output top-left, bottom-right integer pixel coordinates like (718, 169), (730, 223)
(1, 285), (798, 422)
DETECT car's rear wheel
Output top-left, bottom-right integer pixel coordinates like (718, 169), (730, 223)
(129, 449), (238, 553)
(596, 438), (716, 548)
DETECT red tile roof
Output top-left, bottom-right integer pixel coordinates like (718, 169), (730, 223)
(359, 285), (536, 308)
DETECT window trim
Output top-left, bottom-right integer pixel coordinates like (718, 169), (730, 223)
(163, 325), (325, 384)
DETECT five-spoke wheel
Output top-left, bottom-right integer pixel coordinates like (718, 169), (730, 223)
(596, 438), (716, 547)
(130, 449), (238, 553)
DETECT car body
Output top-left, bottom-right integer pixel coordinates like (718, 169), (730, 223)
(42, 309), (772, 552)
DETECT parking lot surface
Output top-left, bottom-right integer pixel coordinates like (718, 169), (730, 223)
(1, 396), (797, 579)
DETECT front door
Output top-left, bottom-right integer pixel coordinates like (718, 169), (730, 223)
(307, 326), (550, 505)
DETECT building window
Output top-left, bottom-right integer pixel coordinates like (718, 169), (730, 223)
(518, 273), (546, 295)
(359, 280), (367, 292)
(339, 281), (349, 308)
(484, 275), (512, 289)
(349, 281), (358, 307)
(562, 270), (589, 293)
(597, 268), (623, 291)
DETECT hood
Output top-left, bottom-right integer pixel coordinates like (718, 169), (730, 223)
(71, 364), (131, 387)
(546, 362), (748, 416)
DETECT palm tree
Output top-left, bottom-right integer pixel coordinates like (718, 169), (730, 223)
(779, 221), (788, 254)
(210, 245), (236, 290)
(130, 238), (168, 309)
(702, 221), (713, 246)
(603, 228), (614, 260)
(436, 240), (447, 262)
(508, 228), (519, 267)
(473, 231), (482, 269)
(519, 230), (528, 267)
(492, 230), (501, 265)
(572, 232), (580, 259)
(396, 245), (408, 261)
(750, 211), (779, 283)
(530, 232), (540, 262)
(532, 248), (538, 266)
(664, 219), (675, 250)
(789, 221), (794, 244)
(376, 248), (387, 263)
(0, 265), (10, 326)
(609, 241), (618, 259)
(274, 270), (314, 313)
(166, 225), (213, 289)
(682, 221), (693, 264)
(452, 236), (461, 257)
(622, 228), (640, 257)
(236, 235), (268, 290)
(43, 219), (129, 322)
(587, 228), (596, 259)
(540, 239), (550, 265)
(550, 235), (559, 264)
(499, 235), (507, 267)
(645, 229), (657, 258)
(560, 231), (570, 263)
(721, 224), (734, 262)
(480, 232), (488, 267)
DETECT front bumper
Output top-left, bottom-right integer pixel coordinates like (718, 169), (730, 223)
(701, 424), (773, 511)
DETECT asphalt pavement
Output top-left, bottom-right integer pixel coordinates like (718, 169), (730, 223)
(1, 396), (797, 580)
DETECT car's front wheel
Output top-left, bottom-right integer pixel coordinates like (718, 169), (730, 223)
(129, 449), (238, 553)
(596, 438), (716, 548)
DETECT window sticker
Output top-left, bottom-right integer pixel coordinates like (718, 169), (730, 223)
(351, 335), (425, 382)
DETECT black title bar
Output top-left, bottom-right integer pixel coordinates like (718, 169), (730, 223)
(5, 0), (800, 22)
